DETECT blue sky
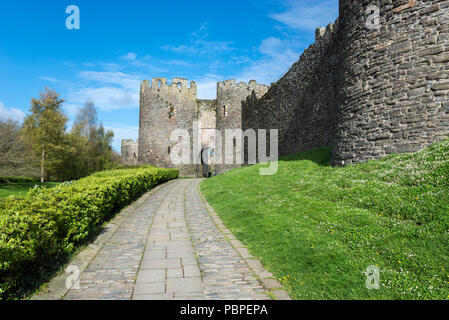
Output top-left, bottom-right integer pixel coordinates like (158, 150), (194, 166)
(0, 0), (338, 152)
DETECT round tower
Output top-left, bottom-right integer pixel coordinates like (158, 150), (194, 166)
(138, 78), (198, 176)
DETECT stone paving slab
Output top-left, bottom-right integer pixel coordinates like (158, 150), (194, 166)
(33, 179), (290, 300)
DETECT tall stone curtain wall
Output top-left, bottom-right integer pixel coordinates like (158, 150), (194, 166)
(335, 0), (449, 165)
(242, 22), (342, 159)
(138, 78), (198, 176)
(243, 0), (449, 165)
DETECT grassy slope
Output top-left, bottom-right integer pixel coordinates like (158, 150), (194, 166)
(201, 139), (449, 300)
(0, 182), (61, 198)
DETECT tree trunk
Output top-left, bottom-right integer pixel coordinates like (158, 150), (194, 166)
(40, 144), (45, 183)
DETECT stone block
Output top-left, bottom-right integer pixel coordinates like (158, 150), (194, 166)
(136, 269), (166, 284)
(166, 277), (203, 293)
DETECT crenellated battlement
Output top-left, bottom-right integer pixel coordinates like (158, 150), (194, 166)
(217, 79), (269, 104)
(314, 20), (339, 43)
(217, 79), (268, 93)
(140, 78), (198, 98)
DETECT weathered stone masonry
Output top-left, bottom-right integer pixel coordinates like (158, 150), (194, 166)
(125, 0), (449, 174)
(138, 78), (198, 176)
(121, 139), (139, 165)
(244, 0), (449, 165)
(135, 78), (268, 176)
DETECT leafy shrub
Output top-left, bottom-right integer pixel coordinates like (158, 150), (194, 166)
(0, 166), (178, 299)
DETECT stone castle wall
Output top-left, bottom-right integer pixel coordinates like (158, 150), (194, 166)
(334, 0), (449, 165)
(121, 139), (139, 165)
(243, 0), (449, 165)
(138, 78), (198, 176)
(137, 77), (267, 176)
(133, 0), (449, 174)
(242, 22), (342, 159)
(216, 80), (269, 173)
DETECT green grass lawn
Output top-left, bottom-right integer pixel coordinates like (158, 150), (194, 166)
(0, 182), (61, 198)
(201, 139), (449, 300)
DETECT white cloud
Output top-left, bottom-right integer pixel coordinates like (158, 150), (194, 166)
(121, 52), (137, 61)
(259, 37), (284, 56)
(195, 73), (222, 99)
(0, 101), (26, 122)
(270, 0), (339, 30)
(103, 123), (139, 153)
(164, 60), (193, 67)
(191, 22), (209, 39)
(78, 71), (141, 90)
(39, 76), (61, 83)
(163, 40), (236, 55)
(162, 22), (236, 55)
(196, 80), (219, 100)
(119, 54), (167, 73)
(70, 86), (139, 111)
(231, 0), (339, 85)
(68, 70), (142, 111)
(234, 37), (301, 85)
(63, 104), (81, 117)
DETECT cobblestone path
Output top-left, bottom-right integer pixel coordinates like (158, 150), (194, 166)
(60, 179), (275, 300)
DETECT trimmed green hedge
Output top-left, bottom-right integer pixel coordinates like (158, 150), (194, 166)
(0, 166), (178, 299)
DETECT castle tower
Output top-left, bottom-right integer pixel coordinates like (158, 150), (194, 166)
(121, 139), (138, 165)
(215, 80), (269, 174)
(138, 78), (198, 176)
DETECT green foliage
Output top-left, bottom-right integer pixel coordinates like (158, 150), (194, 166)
(0, 119), (40, 178)
(68, 101), (117, 179)
(201, 139), (449, 300)
(0, 166), (178, 299)
(18, 92), (119, 182)
(22, 88), (68, 182)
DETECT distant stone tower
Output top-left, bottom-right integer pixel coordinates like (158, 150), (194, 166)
(121, 139), (138, 165)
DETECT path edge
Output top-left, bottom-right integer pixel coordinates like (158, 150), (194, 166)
(196, 180), (292, 301)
